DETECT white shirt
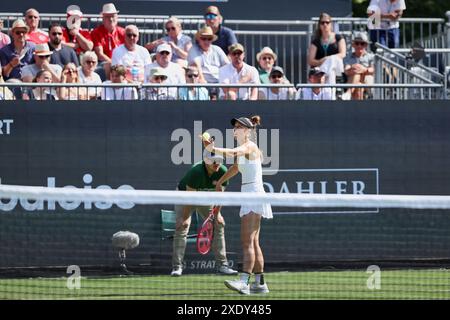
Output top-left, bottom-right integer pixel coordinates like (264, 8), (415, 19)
(21, 63), (62, 81)
(111, 44), (152, 82)
(78, 68), (102, 98)
(296, 87), (334, 101)
(369, 0), (406, 29)
(101, 81), (138, 100)
(144, 61), (186, 85)
(187, 44), (229, 83)
(259, 87), (293, 100)
(219, 62), (260, 100)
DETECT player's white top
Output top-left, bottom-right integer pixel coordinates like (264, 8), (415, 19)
(237, 152), (263, 185)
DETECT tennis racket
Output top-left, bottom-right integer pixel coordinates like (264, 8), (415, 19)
(196, 206), (219, 255)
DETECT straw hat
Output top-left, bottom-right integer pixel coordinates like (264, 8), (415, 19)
(256, 47), (277, 62)
(101, 3), (119, 15)
(33, 43), (53, 56)
(10, 19), (29, 34)
(195, 26), (218, 42)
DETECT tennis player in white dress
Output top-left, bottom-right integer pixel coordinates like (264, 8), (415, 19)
(204, 115), (272, 295)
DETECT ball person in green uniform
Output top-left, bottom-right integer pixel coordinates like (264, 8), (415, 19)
(171, 150), (238, 276)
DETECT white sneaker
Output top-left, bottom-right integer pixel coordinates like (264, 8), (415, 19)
(224, 279), (250, 295)
(170, 267), (182, 277)
(218, 265), (238, 275)
(250, 282), (270, 294)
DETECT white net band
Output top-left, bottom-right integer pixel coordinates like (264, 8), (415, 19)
(1, 184), (450, 209)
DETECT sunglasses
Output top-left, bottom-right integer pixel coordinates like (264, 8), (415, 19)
(126, 33), (138, 38)
(232, 51), (243, 56)
(38, 55), (51, 59)
(200, 37), (213, 42)
(65, 69), (77, 73)
(153, 76), (167, 80)
(187, 74), (199, 78)
(15, 30), (26, 35)
(354, 41), (367, 46)
(166, 27), (176, 32)
(320, 21), (331, 25)
(52, 32), (63, 36)
(204, 14), (218, 20)
(159, 51), (170, 55)
(27, 16), (38, 19)
(261, 56), (273, 61)
(270, 74), (283, 79)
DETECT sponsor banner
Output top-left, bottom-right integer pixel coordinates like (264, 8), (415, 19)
(1, 100), (450, 267)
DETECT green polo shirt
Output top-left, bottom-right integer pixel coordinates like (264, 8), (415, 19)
(178, 161), (229, 191)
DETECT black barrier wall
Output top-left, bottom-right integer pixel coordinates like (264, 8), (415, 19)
(1, 100), (450, 271)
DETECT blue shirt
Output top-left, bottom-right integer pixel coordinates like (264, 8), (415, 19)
(213, 25), (237, 55)
(162, 34), (192, 63)
(178, 87), (210, 101)
(0, 41), (35, 80)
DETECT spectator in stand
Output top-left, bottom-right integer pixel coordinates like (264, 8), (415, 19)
(367, 0), (406, 49)
(342, 32), (375, 100)
(0, 18), (11, 50)
(101, 64), (138, 100)
(296, 67), (333, 101)
(144, 67), (177, 100)
(203, 6), (237, 55)
(112, 25), (151, 83)
(307, 12), (346, 68)
(0, 19), (35, 81)
(144, 43), (185, 86)
(62, 5), (94, 56)
(91, 3), (125, 81)
(24, 8), (49, 45)
(0, 72), (14, 100)
(258, 66), (296, 100)
(58, 62), (88, 100)
(307, 12), (346, 93)
(48, 23), (79, 68)
(21, 43), (62, 83)
(145, 17), (192, 67)
(78, 51), (102, 100)
(179, 65), (209, 101)
(256, 47), (277, 84)
(218, 43), (259, 100)
(188, 26), (229, 98)
(23, 70), (58, 100)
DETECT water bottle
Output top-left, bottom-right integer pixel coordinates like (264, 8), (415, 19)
(130, 64), (140, 83)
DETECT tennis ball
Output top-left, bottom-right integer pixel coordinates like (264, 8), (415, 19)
(202, 132), (211, 141)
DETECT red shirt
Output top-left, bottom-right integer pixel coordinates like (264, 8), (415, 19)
(90, 24), (125, 59)
(62, 28), (92, 55)
(26, 29), (49, 44)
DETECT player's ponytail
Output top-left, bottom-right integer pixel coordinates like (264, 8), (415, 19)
(250, 115), (261, 127)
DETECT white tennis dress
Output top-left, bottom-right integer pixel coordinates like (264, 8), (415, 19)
(237, 153), (273, 219)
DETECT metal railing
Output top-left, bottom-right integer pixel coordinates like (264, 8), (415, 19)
(0, 83), (445, 101)
(373, 43), (448, 99)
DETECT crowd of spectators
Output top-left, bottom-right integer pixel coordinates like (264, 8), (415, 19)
(0, 1), (409, 101)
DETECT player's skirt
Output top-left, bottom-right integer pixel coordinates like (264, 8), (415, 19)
(239, 182), (273, 219)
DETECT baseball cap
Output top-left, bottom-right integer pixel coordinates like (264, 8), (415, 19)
(353, 31), (369, 44)
(309, 67), (326, 77)
(203, 150), (223, 164)
(228, 43), (244, 54)
(269, 66), (285, 77)
(156, 43), (172, 54)
(231, 117), (254, 129)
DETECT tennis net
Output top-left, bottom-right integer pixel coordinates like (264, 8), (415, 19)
(0, 185), (449, 300)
